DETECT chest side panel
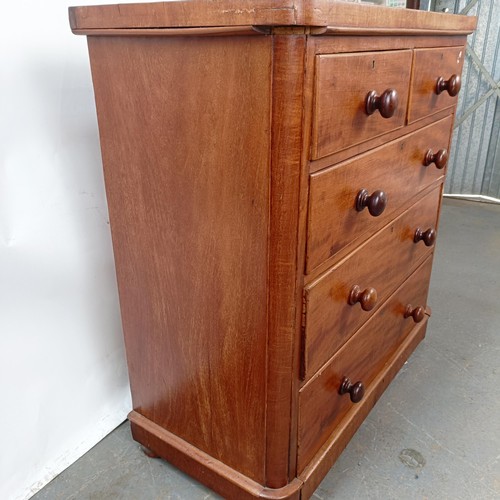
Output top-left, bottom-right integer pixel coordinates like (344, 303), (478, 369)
(88, 35), (272, 483)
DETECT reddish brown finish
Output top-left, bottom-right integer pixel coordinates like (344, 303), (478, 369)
(312, 50), (412, 159)
(365, 88), (399, 118)
(436, 74), (461, 96)
(129, 411), (303, 499)
(307, 116), (452, 273)
(348, 285), (378, 312)
(309, 107), (454, 174)
(298, 316), (429, 499)
(313, 34), (471, 56)
(404, 304), (426, 323)
(71, 3), (475, 497)
(298, 255), (434, 471)
(302, 186), (441, 380)
(68, 1), (477, 32)
(141, 446), (160, 459)
(406, 0), (421, 9)
(88, 35), (272, 483)
(408, 46), (466, 123)
(355, 189), (388, 217)
(414, 227), (437, 246)
(424, 148), (449, 169)
(339, 377), (365, 403)
(71, 26), (264, 37)
(265, 34), (307, 489)
(288, 37), (318, 482)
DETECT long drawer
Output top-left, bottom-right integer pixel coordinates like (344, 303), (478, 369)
(298, 255), (434, 472)
(302, 185), (441, 380)
(306, 115), (452, 274)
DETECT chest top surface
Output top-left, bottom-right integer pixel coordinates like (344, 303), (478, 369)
(69, 0), (476, 34)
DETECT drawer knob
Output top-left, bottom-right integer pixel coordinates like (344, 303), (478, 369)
(348, 285), (378, 311)
(436, 74), (461, 96)
(365, 89), (399, 118)
(424, 148), (448, 169)
(414, 227), (437, 247)
(404, 304), (426, 323)
(355, 189), (387, 217)
(339, 377), (365, 403)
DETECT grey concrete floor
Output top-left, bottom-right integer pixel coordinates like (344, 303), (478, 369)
(33, 198), (500, 500)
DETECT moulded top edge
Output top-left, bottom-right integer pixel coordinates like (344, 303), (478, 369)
(69, 0), (477, 34)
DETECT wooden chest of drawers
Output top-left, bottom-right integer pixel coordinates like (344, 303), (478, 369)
(69, 2), (476, 498)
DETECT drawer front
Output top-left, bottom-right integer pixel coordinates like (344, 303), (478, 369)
(303, 185), (441, 380)
(408, 46), (465, 123)
(312, 50), (412, 160)
(306, 115), (452, 273)
(298, 255), (434, 471)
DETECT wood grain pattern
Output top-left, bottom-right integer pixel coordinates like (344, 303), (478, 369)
(287, 38), (320, 482)
(130, 411), (265, 500)
(130, 411), (303, 499)
(72, 26), (262, 37)
(72, 5), (476, 496)
(318, 27), (472, 36)
(265, 34), (307, 489)
(300, 1), (476, 32)
(312, 34), (470, 55)
(302, 186), (441, 380)
(312, 50), (412, 159)
(298, 255), (433, 470)
(298, 314), (429, 497)
(69, 1), (476, 33)
(88, 35), (272, 483)
(409, 45), (466, 123)
(69, 0), (298, 30)
(309, 106), (455, 174)
(307, 115), (453, 272)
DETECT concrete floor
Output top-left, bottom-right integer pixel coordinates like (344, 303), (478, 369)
(33, 198), (500, 500)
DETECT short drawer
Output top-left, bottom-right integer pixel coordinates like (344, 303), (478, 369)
(312, 50), (412, 160)
(408, 46), (465, 123)
(302, 185), (441, 380)
(298, 255), (434, 471)
(306, 115), (452, 273)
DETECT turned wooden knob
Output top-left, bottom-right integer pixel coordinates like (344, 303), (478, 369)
(339, 377), (365, 403)
(414, 227), (437, 247)
(404, 304), (425, 323)
(365, 88), (399, 118)
(424, 148), (448, 169)
(348, 285), (378, 311)
(355, 189), (387, 217)
(436, 74), (461, 96)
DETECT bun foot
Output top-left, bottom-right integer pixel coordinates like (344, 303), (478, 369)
(141, 445), (160, 458)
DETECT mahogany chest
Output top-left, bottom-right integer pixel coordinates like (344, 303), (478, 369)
(69, 2), (476, 497)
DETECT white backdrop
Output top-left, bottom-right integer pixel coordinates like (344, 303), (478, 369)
(0, 1), (158, 498)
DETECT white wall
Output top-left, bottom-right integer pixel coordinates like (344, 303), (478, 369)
(0, 1), (144, 498)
